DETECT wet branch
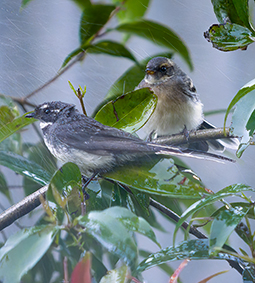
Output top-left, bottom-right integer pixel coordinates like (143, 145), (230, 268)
(153, 127), (236, 145)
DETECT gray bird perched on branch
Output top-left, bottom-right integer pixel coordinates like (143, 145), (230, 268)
(25, 101), (233, 177)
(136, 57), (238, 151)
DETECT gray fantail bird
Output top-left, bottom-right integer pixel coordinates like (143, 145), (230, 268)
(25, 101), (234, 177)
(136, 57), (239, 151)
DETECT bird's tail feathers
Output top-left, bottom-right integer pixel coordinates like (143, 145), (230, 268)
(149, 143), (235, 163)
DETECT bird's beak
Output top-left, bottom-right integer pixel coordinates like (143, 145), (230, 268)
(25, 112), (36, 119)
(146, 68), (155, 75)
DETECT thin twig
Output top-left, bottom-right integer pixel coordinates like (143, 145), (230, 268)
(23, 52), (85, 102)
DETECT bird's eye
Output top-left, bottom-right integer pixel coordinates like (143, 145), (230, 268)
(160, 65), (167, 73)
(44, 108), (50, 114)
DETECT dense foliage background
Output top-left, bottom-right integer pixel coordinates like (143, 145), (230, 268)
(1, 0), (255, 282)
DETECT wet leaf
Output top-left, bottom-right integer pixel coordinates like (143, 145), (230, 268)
(95, 88), (157, 133)
(23, 142), (57, 195)
(224, 80), (255, 157)
(47, 162), (82, 205)
(71, 252), (91, 283)
(209, 205), (250, 254)
(112, 0), (150, 24)
(139, 250), (175, 276)
(99, 264), (128, 283)
(104, 158), (208, 198)
(79, 4), (115, 45)
(0, 109), (35, 143)
(211, 0), (252, 29)
(173, 184), (253, 244)
(103, 206), (160, 247)
(0, 151), (51, 185)
(115, 20), (192, 70)
(204, 22), (255, 51)
(137, 239), (242, 273)
(0, 225), (58, 283)
(87, 40), (138, 63)
(77, 208), (138, 269)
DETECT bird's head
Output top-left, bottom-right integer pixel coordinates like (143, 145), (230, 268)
(25, 101), (75, 127)
(144, 57), (177, 84)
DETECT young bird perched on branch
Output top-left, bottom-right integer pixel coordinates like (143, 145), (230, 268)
(136, 57), (238, 151)
(25, 101), (233, 177)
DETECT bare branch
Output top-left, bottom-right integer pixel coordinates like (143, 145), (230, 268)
(152, 127), (236, 145)
(0, 185), (47, 231)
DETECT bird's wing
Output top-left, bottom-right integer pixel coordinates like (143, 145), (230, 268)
(55, 118), (153, 156)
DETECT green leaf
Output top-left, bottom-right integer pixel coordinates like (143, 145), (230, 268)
(139, 250), (176, 276)
(23, 142), (57, 195)
(209, 205), (250, 254)
(137, 239), (242, 272)
(0, 111), (36, 143)
(102, 206), (160, 247)
(224, 78), (255, 125)
(224, 81), (255, 157)
(77, 209), (138, 270)
(99, 265), (128, 283)
(0, 171), (11, 201)
(104, 158), (208, 198)
(115, 20), (192, 70)
(211, 0), (252, 28)
(71, 0), (91, 10)
(204, 22), (255, 51)
(0, 151), (51, 185)
(87, 40), (137, 63)
(112, 0), (150, 24)
(95, 88), (157, 132)
(61, 46), (85, 69)
(21, 0), (34, 8)
(47, 162), (82, 204)
(79, 4), (115, 45)
(232, 0), (253, 30)
(173, 184), (254, 244)
(0, 225), (58, 283)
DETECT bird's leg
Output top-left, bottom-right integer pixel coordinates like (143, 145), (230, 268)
(182, 125), (190, 141)
(81, 173), (97, 201)
(147, 130), (157, 142)
(81, 173), (97, 216)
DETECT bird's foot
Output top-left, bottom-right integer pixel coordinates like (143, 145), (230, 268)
(182, 125), (190, 142)
(81, 174), (97, 200)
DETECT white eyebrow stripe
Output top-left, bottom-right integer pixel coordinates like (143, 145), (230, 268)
(40, 104), (49, 109)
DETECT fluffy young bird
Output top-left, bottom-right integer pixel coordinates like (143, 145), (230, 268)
(26, 101), (233, 176)
(136, 57), (238, 151)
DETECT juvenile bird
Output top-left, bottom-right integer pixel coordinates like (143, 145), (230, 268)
(25, 101), (233, 177)
(136, 57), (238, 151)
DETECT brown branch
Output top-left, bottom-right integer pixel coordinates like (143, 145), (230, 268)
(0, 185), (47, 231)
(152, 127), (236, 146)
